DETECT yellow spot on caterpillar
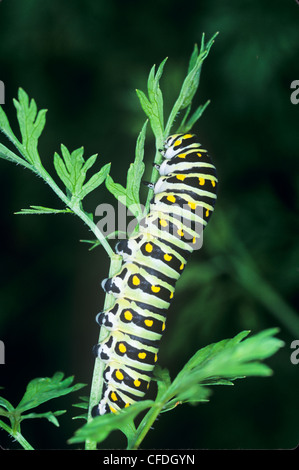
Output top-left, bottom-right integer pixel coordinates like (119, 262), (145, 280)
(211, 180), (216, 187)
(145, 242), (153, 253)
(169, 291), (174, 299)
(118, 343), (127, 353)
(115, 370), (124, 381)
(183, 133), (193, 139)
(176, 174), (186, 181)
(192, 237), (196, 244)
(124, 310), (133, 321)
(206, 209), (210, 217)
(167, 195), (176, 203)
(151, 285), (161, 293)
(188, 201), (197, 210)
(134, 379), (141, 387)
(177, 229), (184, 237)
(147, 382), (150, 389)
(164, 253), (172, 262)
(111, 392), (118, 402)
(162, 322), (166, 331)
(132, 275), (140, 286)
(110, 406), (117, 413)
(180, 263), (185, 270)
(198, 177), (205, 185)
(174, 139), (182, 147)
(154, 353), (158, 362)
(159, 219), (168, 227)
(144, 319), (153, 327)
(138, 352), (147, 360)
(125, 403), (130, 408)
(197, 152), (202, 157)
(177, 153), (186, 159)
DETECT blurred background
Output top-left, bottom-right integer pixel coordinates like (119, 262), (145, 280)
(0, 0), (298, 450)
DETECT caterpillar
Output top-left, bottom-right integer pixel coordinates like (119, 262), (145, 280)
(92, 133), (218, 416)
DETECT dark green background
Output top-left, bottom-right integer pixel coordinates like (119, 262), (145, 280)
(0, 0), (298, 450)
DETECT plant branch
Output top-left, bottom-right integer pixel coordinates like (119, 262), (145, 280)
(0, 419), (34, 450)
(85, 253), (123, 450)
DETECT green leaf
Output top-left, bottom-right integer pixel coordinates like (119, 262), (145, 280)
(21, 410), (66, 427)
(54, 145), (110, 202)
(153, 365), (171, 401)
(169, 328), (284, 405)
(188, 43), (199, 74)
(16, 372), (85, 413)
(15, 205), (74, 215)
(179, 33), (218, 111)
(69, 400), (153, 446)
(0, 104), (23, 154)
(0, 143), (34, 170)
(165, 33), (218, 136)
(0, 373), (85, 450)
(0, 396), (15, 413)
(13, 88), (47, 165)
(136, 89), (152, 118)
(136, 58), (167, 143)
(126, 120), (147, 212)
(178, 100), (210, 133)
(105, 174), (127, 200)
(80, 162), (111, 199)
(106, 121), (147, 222)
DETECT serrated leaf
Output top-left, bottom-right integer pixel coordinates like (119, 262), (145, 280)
(138, 58), (166, 141)
(105, 174), (127, 200)
(126, 121), (147, 218)
(106, 121), (147, 221)
(136, 89), (152, 117)
(147, 328), (284, 420)
(0, 106), (23, 153)
(16, 372), (85, 413)
(69, 400), (153, 445)
(15, 205), (73, 215)
(179, 100), (210, 133)
(80, 162), (111, 199)
(171, 328), (283, 401)
(72, 395), (89, 410)
(82, 153), (98, 173)
(153, 365), (171, 401)
(13, 88), (47, 165)
(178, 33), (218, 111)
(54, 144), (109, 202)
(21, 410), (66, 427)
(188, 43), (199, 74)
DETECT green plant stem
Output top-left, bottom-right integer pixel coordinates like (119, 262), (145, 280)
(85, 253), (123, 450)
(0, 419), (34, 450)
(34, 163), (115, 258)
(143, 147), (163, 215)
(128, 404), (163, 450)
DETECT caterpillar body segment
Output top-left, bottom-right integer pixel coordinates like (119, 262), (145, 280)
(92, 133), (218, 416)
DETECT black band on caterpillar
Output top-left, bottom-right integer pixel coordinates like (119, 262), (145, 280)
(92, 133), (218, 417)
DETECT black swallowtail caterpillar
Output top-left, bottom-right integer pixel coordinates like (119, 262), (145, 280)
(92, 133), (218, 416)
